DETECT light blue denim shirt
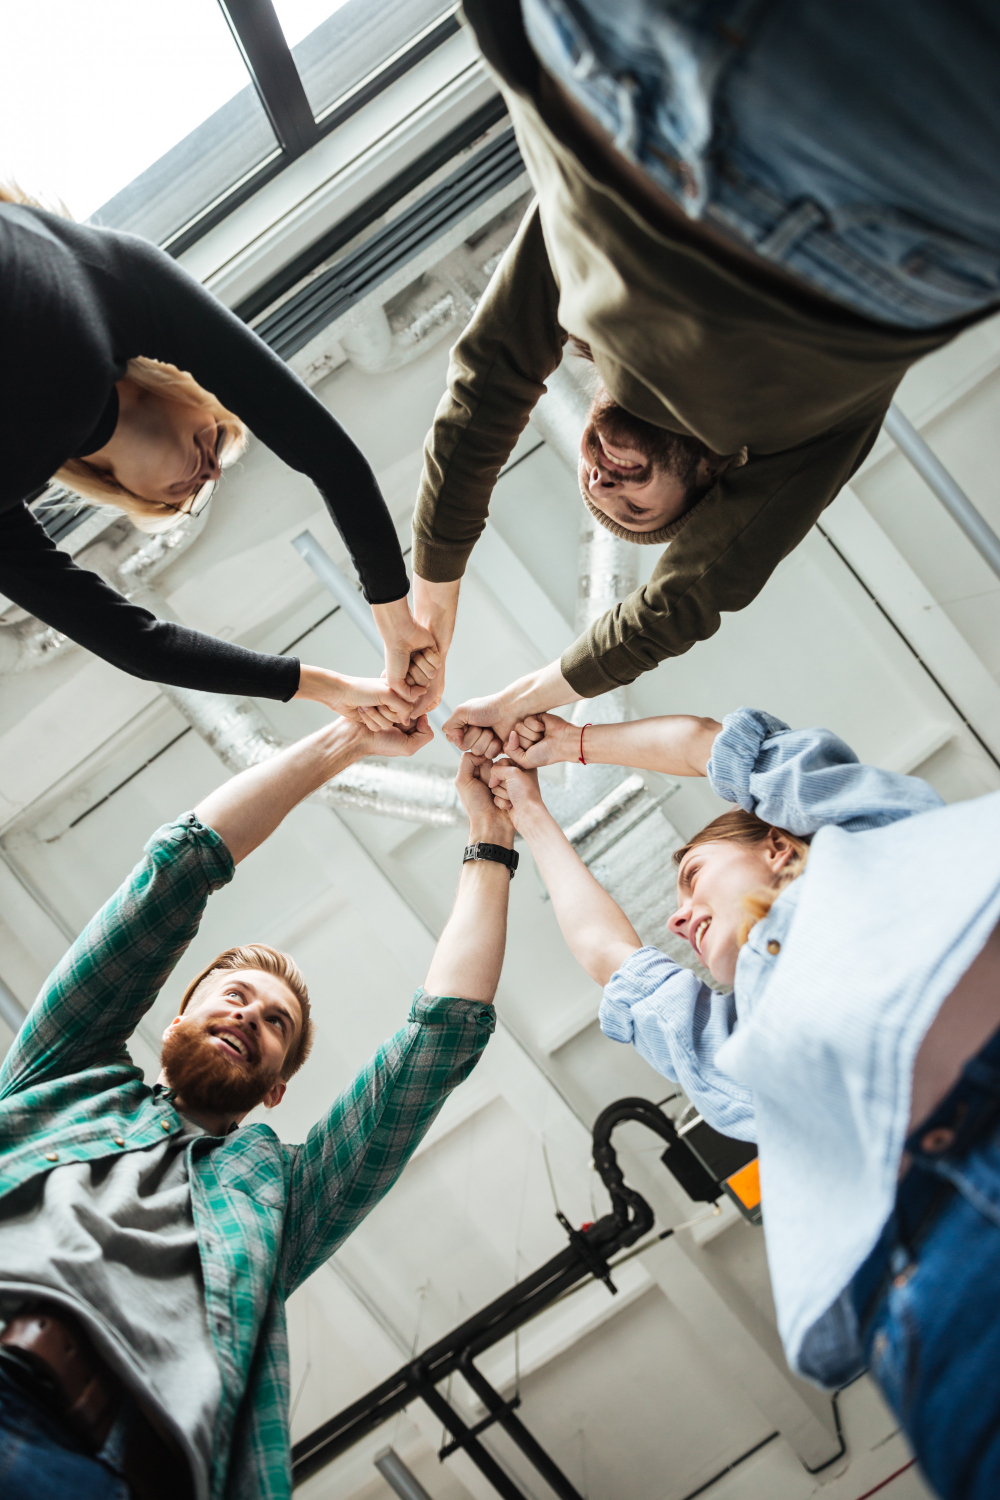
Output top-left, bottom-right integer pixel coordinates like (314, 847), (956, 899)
(600, 709), (1000, 1385)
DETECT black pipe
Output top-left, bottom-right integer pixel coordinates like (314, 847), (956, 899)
(418, 1380), (529, 1500)
(458, 1355), (585, 1500)
(293, 1097), (680, 1490)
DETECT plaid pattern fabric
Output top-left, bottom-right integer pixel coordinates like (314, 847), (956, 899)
(0, 815), (495, 1500)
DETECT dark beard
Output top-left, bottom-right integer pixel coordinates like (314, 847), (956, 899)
(160, 1017), (280, 1118)
(584, 394), (718, 498)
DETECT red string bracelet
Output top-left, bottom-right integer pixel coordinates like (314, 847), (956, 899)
(578, 722), (593, 765)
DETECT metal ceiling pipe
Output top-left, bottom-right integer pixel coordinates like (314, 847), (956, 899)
(157, 681), (462, 826)
(0, 616), (74, 675)
(885, 403), (1000, 580)
(373, 1448), (436, 1500)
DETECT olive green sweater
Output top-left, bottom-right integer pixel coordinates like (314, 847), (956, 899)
(412, 0), (955, 696)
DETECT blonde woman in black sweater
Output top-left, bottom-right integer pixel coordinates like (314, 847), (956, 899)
(0, 189), (431, 727)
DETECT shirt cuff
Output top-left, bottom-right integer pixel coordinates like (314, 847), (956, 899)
(143, 813), (235, 893)
(707, 707), (790, 808)
(411, 537), (473, 583)
(599, 945), (676, 1043)
(409, 988), (496, 1032)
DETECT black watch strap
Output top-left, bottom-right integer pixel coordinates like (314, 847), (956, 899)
(463, 841), (519, 878)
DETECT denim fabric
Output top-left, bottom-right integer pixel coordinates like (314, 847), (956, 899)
(853, 1029), (1000, 1499)
(0, 1367), (130, 1500)
(521, 0), (1000, 326)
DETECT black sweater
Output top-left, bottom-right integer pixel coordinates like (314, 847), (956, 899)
(0, 204), (410, 699)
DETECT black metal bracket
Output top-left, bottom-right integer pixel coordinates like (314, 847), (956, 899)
(292, 1097), (758, 1495)
(437, 1393), (521, 1461)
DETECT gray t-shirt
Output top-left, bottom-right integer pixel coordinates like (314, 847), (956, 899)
(0, 1111), (221, 1500)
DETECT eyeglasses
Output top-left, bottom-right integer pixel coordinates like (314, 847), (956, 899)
(157, 424), (227, 518)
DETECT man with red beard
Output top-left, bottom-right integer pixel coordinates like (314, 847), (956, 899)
(0, 712), (516, 1500)
(393, 0), (1000, 754)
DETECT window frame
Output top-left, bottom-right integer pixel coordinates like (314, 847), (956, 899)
(159, 0), (462, 258)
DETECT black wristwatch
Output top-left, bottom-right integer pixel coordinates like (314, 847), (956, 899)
(463, 841), (519, 878)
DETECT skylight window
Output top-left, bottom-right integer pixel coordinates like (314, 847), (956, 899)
(2, 0), (461, 256)
(0, 0), (274, 223)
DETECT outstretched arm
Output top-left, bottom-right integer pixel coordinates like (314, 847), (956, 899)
(500, 710), (722, 776)
(194, 716), (431, 866)
(424, 756), (516, 1003)
(489, 761), (641, 986)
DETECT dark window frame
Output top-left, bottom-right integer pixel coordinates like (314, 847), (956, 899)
(160, 0), (462, 258)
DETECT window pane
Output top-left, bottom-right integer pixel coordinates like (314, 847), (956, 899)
(275, 0), (454, 122)
(0, 0), (276, 243)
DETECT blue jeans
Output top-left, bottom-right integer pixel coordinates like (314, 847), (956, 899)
(851, 1029), (1000, 1500)
(521, 0), (1000, 327)
(0, 1364), (130, 1500)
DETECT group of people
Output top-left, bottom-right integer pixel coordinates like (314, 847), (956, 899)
(2, 3), (1000, 1498)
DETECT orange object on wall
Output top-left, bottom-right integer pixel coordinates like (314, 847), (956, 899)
(726, 1158), (761, 1210)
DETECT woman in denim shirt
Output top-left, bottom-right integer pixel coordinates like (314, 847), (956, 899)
(487, 707), (1000, 1500)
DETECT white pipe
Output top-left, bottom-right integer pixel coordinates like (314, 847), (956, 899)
(292, 531), (452, 732)
(885, 403), (1000, 580)
(373, 1448), (435, 1500)
(156, 681), (462, 826)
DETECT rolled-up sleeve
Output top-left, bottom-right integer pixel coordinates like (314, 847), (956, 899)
(600, 947), (756, 1140)
(707, 707), (944, 836)
(280, 990), (495, 1292)
(0, 815), (234, 1097)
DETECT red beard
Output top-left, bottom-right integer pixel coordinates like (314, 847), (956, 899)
(160, 1016), (280, 1118)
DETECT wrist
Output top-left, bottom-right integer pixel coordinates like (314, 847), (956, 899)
(467, 816), (515, 848)
(413, 576), (459, 650)
(317, 715), (368, 766)
(294, 664), (343, 705)
(515, 799), (554, 841)
(370, 595), (413, 642)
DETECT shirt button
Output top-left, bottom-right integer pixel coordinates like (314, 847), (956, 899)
(920, 1127), (955, 1154)
(113, 1137), (125, 1147)
(161, 1119), (172, 1132)
(767, 940), (781, 955)
(45, 1152), (58, 1162)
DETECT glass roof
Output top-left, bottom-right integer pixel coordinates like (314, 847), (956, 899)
(285, 0), (454, 123)
(2, 0), (460, 254)
(0, 0), (274, 224)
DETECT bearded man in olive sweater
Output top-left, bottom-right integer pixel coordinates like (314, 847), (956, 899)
(395, 0), (1000, 751)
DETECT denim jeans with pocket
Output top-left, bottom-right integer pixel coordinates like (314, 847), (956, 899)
(852, 1029), (1000, 1499)
(521, 0), (1000, 327)
(0, 1364), (130, 1500)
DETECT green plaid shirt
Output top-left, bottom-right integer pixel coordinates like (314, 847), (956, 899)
(0, 814), (494, 1500)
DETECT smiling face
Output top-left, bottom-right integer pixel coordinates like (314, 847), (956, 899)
(160, 969), (302, 1121)
(578, 391), (722, 533)
(668, 836), (796, 986)
(88, 380), (226, 514)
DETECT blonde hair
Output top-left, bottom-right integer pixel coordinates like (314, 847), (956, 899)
(672, 808), (810, 945)
(1, 180), (248, 533)
(180, 944), (314, 1081)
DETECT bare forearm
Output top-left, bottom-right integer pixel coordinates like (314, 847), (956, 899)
(518, 805), (640, 985)
(507, 662), (582, 719)
(413, 576), (460, 651)
(424, 815), (513, 1003)
(194, 720), (368, 864)
(548, 715), (721, 775)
